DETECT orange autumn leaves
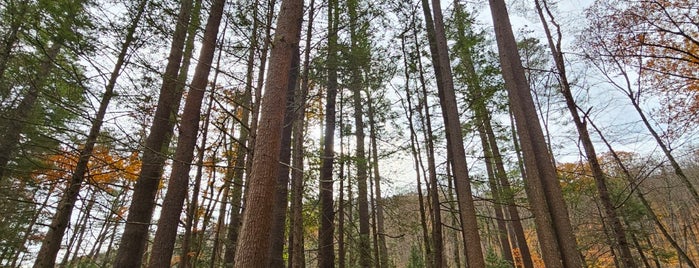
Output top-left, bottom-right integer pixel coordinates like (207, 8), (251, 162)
(34, 146), (141, 187)
(585, 0), (699, 123)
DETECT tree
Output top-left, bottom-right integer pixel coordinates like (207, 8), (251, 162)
(147, 0), (226, 265)
(267, 41), (301, 268)
(0, 0), (90, 181)
(288, 1), (315, 267)
(409, 7), (442, 265)
(32, 1), (147, 266)
(232, 0), (304, 265)
(223, 1), (262, 265)
(583, 0), (699, 208)
(113, 0), (194, 266)
(423, 0), (486, 266)
(533, 0), (635, 266)
(487, 0), (583, 267)
(346, 0), (372, 266)
(318, 0), (339, 266)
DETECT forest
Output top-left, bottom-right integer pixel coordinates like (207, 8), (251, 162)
(0, 0), (698, 267)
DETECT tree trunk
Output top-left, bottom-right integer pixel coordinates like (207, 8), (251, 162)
(368, 94), (389, 267)
(487, 0), (582, 267)
(401, 30), (433, 265)
(425, 0), (486, 266)
(485, 116), (534, 268)
(181, 58), (219, 268)
(232, 0), (304, 265)
(33, 1), (146, 265)
(478, 126), (514, 264)
(113, 0), (194, 266)
(318, 0), (339, 265)
(0, 0), (29, 96)
(12, 183), (57, 267)
(0, 41), (60, 181)
(347, 0), (371, 266)
(268, 45), (301, 267)
(288, 1), (314, 267)
(338, 136), (346, 268)
(245, 0), (276, 179)
(146, 0), (225, 265)
(223, 1), (259, 264)
(533, 1), (635, 266)
(416, 2), (449, 266)
(63, 189), (96, 266)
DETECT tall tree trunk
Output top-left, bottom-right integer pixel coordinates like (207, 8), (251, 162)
(632, 92), (699, 205)
(232, 0), (304, 265)
(268, 45), (301, 267)
(113, 0), (194, 265)
(401, 31), (432, 265)
(200, 168), (225, 266)
(368, 95), (389, 267)
(245, 0), (276, 179)
(452, 1), (533, 264)
(88, 183), (128, 260)
(337, 131), (346, 268)
(147, 0), (226, 265)
(33, 1), (147, 266)
(424, 0), (486, 265)
(180, 60), (219, 268)
(223, 1), (259, 264)
(485, 116), (534, 268)
(318, 0), (339, 265)
(210, 133), (232, 268)
(59, 188), (89, 266)
(369, 164), (380, 266)
(0, 0), (84, 180)
(533, 1), (635, 266)
(487, 0), (582, 267)
(414, 3), (445, 266)
(101, 192), (126, 267)
(289, 1), (314, 267)
(347, 0), (371, 266)
(478, 126), (514, 264)
(451, 0), (516, 263)
(12, 183), (57, 267)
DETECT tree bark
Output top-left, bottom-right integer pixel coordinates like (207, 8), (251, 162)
(181, 49), (220, 268)
(147, 0), (226, 265)
(478, 126), (514, 264)
(113, 0), (194, 266)
(267, 45), (301, 268)
(485, 117), (534, 268)
(318, 0), (339, 266)
(223, 1), (259, 264)
(288, 1), (314, 267)
(232, 0), (304, 265)
(424, 0), (486, 266)
(0, 0), (30, 96)
(414, 33), (442, 268)
(487, 0), (582, 267)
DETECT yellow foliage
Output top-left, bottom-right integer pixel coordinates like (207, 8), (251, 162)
(33, 146), (142, 186)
